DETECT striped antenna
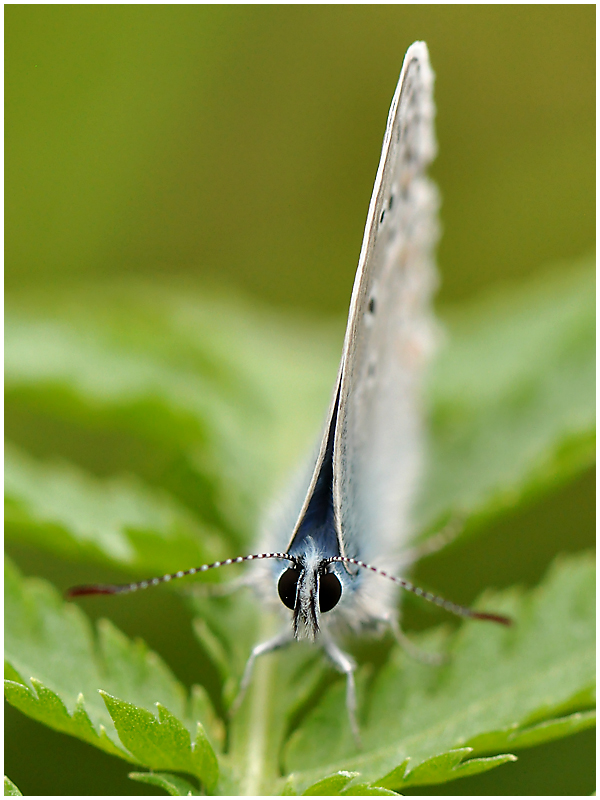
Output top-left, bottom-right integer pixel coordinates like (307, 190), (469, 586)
(67, 552), (296, 598)
(326, 556), (513, 626)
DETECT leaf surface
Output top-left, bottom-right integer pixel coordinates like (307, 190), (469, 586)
(5, 443), (222, 575)
(4, 258), (596, 795)
(282, 552), (595, 792)
(5, 261), (594, 569)
(416, 258), (595, 537)
(3, 777), (22, 797)
(3, 537), (594, 794)
(5, 288), (338, 548)
(128, 771), (200, 796)
(4, 557), (220, 777)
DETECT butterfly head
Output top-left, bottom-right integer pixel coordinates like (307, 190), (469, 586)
(277, 543), (343, 641)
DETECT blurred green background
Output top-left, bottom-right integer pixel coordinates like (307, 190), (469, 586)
(5, 5), (595, 796)
(6, 5), (594, 310)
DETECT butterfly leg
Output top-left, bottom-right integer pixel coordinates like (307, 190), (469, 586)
(230, 629), (294, 716)
(322, 638), (361, 748)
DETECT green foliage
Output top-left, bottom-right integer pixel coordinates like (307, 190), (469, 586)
(128, 772), (201, 796)
(5, 288), (338, 551)
(4, 559), (218, 763)
(101, 693), (219, 791)
(417, 257), (595, 536)
(5, 442), (222, 574)
(3, 778), (22, 797)
(4, 552), (595, 794)
(4, 258), (595, 794)
(278, 552), (595, 792)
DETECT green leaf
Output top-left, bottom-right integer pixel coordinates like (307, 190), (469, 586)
(3, 777), (22, 797)
(4, 259), (596, 795)
(443, 753), (518, 781)
(390, 748), (471, 786)
(4, 678), (128, 760)
(102, 694), (218, 790)
(128, 772), (200, 796)
(282, 552), (594, 792)
(5, 443), (222, 576)
(465, 708), (596, 753)
(507, 709), (596, 749)
(341, 784), (400, 796)
(6, 261), (594, 567)
(390, 748), (517, 787)
(4, 557), (220, 767)
(301, 771), (359, 795)
(367, 759), (409, 790)
(416, 258), (595, 536)
(5, 288), (338, 548)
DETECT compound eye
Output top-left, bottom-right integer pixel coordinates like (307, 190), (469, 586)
(278, 568), (300, 610)
(319, 572), (342, 612)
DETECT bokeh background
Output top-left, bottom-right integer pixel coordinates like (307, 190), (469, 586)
(5, 5), (595, 795)
(6, 5), (594, 309)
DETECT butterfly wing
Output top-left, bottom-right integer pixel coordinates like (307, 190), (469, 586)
(333, 42), (439, 574)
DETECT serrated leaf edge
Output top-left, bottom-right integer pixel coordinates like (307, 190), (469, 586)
(4, 677), (132, 761)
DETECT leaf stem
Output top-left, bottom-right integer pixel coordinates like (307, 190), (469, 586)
(234, 612), (284, 796)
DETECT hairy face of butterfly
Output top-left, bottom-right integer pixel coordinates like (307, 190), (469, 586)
(277, 565), (342, 639)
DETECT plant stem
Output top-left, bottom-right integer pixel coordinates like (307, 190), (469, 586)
(231, 612), (285, 796)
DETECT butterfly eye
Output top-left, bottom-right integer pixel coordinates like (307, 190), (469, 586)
(319, 572), (342, 612)
(278, 568), (300, 610)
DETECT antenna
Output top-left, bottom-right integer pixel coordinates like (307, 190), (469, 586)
(326, 556), (513, 626)
(67, 550), (512, 627)
(66, 552), (295, 597)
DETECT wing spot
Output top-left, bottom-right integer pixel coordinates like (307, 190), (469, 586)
(388, 194), (394, 211)
(368, 296), (376, 314)
(379, 209), (385, 224)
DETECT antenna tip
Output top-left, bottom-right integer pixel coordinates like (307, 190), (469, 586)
(472, 611), (513, 626)
(67, 584), (117, 598)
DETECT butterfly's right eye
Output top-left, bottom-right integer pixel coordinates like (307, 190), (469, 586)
(319, 572), (342, 612)
(278, 568), (300, 610)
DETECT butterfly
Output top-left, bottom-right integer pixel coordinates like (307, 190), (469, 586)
(69, 42), (510, 742)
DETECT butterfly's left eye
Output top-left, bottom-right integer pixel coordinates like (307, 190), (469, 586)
(319, 572), (342, 612)
(278, 568), (300, 610)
